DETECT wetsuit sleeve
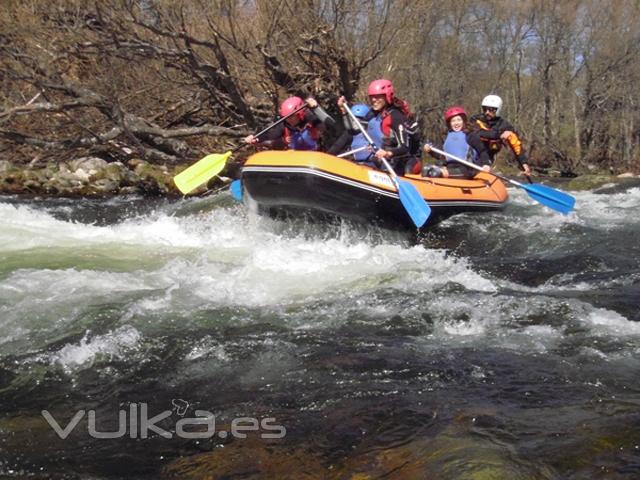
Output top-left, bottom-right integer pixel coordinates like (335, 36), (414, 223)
(430, 152), (447, 167)
(326, 130), (352, 155)
(341, 113), (370, 139)
(500, 119), (515, 132)
(386, 110), (410, 158)
(310, 106), (337, 130)
(341, 112), (359, 131)
(255, 122), (286, 149)
(465, 132), (492, 166)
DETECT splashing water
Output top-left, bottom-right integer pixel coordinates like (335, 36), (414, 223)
(1, 187), (639, 478)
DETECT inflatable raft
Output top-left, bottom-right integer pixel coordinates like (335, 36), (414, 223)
(241, 150), (508, 230)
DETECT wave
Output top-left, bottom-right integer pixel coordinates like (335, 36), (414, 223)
(1, 189), (638, 364)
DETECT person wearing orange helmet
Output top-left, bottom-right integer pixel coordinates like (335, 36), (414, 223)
(466, 94), (531, 177)
(360, 79), (420, 175)
(243, 96), (335, 150)
(422, 106), (489, 178)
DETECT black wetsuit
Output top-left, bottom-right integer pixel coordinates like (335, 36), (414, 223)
(255, 107), (336, 150)
(467, 114), (527, 169)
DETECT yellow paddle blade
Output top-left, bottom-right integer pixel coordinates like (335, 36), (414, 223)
(173, 151), (232, 194)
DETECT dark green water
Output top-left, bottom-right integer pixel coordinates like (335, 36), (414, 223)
(1, 187), (639, 479)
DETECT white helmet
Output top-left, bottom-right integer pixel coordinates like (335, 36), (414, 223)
(481, 94), (503, 115)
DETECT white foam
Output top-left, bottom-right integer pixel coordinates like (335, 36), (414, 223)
(585, 307), (640, 335)
(1, 194), (638, 360)
(0, 200), (499, 359)
(0, 202), (248, 254)
(507, 186), (640, 230)
(51, 325), (141, 372)
(185, 337), (230, 362)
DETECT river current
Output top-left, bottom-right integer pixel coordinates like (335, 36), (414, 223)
(1, 184), (639, 479)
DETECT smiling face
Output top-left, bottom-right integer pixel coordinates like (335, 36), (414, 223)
(368, 94), (388, 112)
(449, 115), (465, 132)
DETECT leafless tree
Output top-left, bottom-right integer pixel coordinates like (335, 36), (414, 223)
(1, 0), (639, 173)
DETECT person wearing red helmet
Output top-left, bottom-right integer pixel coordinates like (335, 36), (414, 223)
(243, 96), (335, 151)
(422, 106), (489, 178)
(466, 94), (531, 177)
(363, 79), (420, 175)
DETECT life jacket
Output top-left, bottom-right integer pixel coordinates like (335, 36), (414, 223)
(367, 113), (385, 150)
(284, 124), (319, 151)
(350, 131), (371, 162)
(443, 131), (476, 163)
(368, 108), (421, 156)
(473, 116), (525, 162)
(473, 118), (502, 154)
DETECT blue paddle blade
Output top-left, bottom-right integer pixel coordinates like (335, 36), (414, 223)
(230, 179), (243, 201)
(396, 178), (431, 228)
(522, 183), (575, 214)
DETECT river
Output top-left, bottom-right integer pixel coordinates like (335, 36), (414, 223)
(1, 184), (639, 479)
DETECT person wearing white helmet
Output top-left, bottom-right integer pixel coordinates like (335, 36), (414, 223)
(466, 94), (531, 177)
(481, 94), (503, 115)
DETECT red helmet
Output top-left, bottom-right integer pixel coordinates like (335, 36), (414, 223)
(444, 106), (467, 124)
(279, 96), (306, 121)
(367, 79), (394, 104)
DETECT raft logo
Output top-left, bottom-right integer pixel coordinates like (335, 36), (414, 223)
(367, 170), (394, 188)
(41, 402), (286, 440)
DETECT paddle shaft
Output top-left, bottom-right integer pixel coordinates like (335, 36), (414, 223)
(344, 102), (431, 228)
(174, 104), (308, 194)
(337, 145), (369, 158)
(237, 103), (308, 153)
(428, 144), (575, 214)
(343, 104), (400, 186)
(427, 145), (526, 188)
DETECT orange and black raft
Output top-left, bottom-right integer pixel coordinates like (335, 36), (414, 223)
(241, 150), (508, 230)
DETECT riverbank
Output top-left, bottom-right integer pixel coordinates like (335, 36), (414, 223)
(0, 158), (638, 197)
(0, 158), (217, 197)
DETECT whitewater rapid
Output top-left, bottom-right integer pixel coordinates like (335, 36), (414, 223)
(1, 187), (639, 372)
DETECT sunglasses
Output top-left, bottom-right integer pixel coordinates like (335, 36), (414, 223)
(483, 106), (498, 113)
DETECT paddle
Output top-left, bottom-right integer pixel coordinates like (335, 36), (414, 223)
(173, 103), (308, 194)
(427, 145), (576, 215)
(343, 104), (431, 228)
(337, 145), (370, 158)
(230, 179), (242, 201)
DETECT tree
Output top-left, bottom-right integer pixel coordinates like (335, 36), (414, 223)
(1, 0), (639, 174)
